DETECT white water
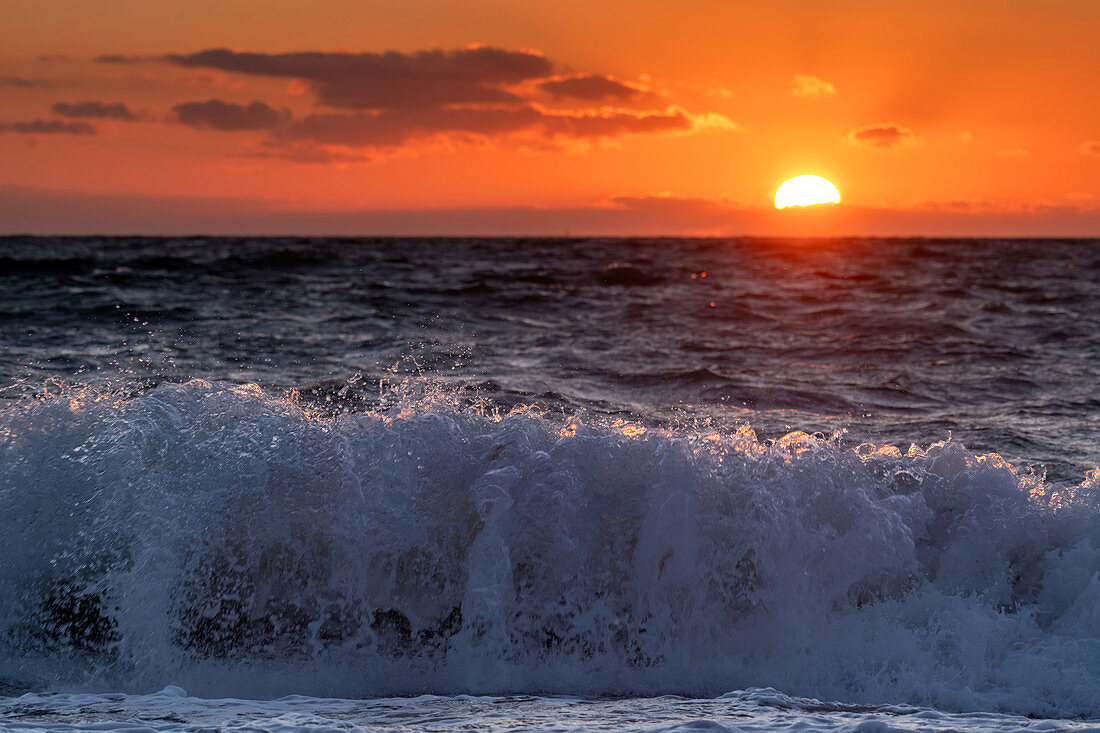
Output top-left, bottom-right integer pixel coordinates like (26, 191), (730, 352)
(5, 687), (1100, 732)
(2, 381), (1099, 720)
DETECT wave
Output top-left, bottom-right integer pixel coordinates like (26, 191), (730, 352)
(1, 381), (1098, 715)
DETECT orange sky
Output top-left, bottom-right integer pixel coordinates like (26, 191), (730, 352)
(1, 0), (1098, 235)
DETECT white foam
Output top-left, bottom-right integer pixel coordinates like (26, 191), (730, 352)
(0, 689), (1090, 732)
(1, 381), (1098, 717)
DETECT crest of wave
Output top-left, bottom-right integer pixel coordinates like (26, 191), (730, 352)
(0, 380), (1098, 715)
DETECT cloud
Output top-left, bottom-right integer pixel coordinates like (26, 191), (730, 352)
(539, 74), (656, 103)
(609, 194), (734, 221)
(848, 123), (914, 149)
(0, 77), (51, 89)
(94, 54), (143, 64)
(1082, 141), (1100, 156)
(274, 105), (696, 147)
(5, 185), (1099, 237)
(542, 108), (694, 138)
(165, 47), (553, 110)
(51, 101), (140, 121)
(106, 45), (735, 156)
(792, 75), (836, 98)
(228, 146), (370, 165)
(0, 119), (95, 135)
(173, 100), (289, 131)
(278, 107), (537, 147)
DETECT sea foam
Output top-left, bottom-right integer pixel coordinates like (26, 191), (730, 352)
(1, 381), (1098, 716)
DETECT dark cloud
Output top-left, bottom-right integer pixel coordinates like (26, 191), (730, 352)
(52, 101), (139, 121)
(540, 74), (654, 103)
(274, 106), (693, 147)
(0, 119), (95, 135)
(87, 45), (731, 153)
(164, 47), (553, 109)
(278, 107), (540, 146)
(849, 123), (914, 149)
(0, 77), (51, 89)
(611, 194), (730, 214)
(1082, 141), (1100, 156)
(228, 146), (370, 165)
(173, 100), (289, 131)
(94, 54), (142, 64)
(543, 109), (691, 138)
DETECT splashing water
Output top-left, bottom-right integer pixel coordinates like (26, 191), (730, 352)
(2, 380), (1099, 718)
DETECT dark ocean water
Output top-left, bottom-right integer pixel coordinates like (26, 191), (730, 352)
(3, 236), (1100, 730)
(2, 236), (1098, 480)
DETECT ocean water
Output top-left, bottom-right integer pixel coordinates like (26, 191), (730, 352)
(1, 236), (1099, 731)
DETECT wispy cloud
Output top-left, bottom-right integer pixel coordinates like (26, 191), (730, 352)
(3, 186), (1098, 237)
(52, 101), (141, 121)
(228, 146), (370, 165)
(0, 119), (95, 135)
(792, 75), (835, 98)
(1082, 141), (1100, 156)
(849, 123), (913, 149)
(539, 74), (658, 104)
(94, 54), (146, 64)
(0, 76), (51, 89)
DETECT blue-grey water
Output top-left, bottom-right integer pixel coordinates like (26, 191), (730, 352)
(1, 236), (1099, 731)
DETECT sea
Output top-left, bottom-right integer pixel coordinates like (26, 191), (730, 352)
(1, 235), (1099, 732)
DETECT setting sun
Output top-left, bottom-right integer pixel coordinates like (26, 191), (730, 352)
(774, 175), (842, 209)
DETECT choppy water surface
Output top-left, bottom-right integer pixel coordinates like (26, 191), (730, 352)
(2, 236), (1098, 479)
(1, 237), (1099, 731)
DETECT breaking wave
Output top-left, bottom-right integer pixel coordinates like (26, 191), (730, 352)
(1, 380), (1099, 716)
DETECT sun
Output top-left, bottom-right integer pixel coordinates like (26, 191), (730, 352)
(774, 175), (841, 209)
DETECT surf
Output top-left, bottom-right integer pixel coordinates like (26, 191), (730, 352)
(1, 379), (1098, 716)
